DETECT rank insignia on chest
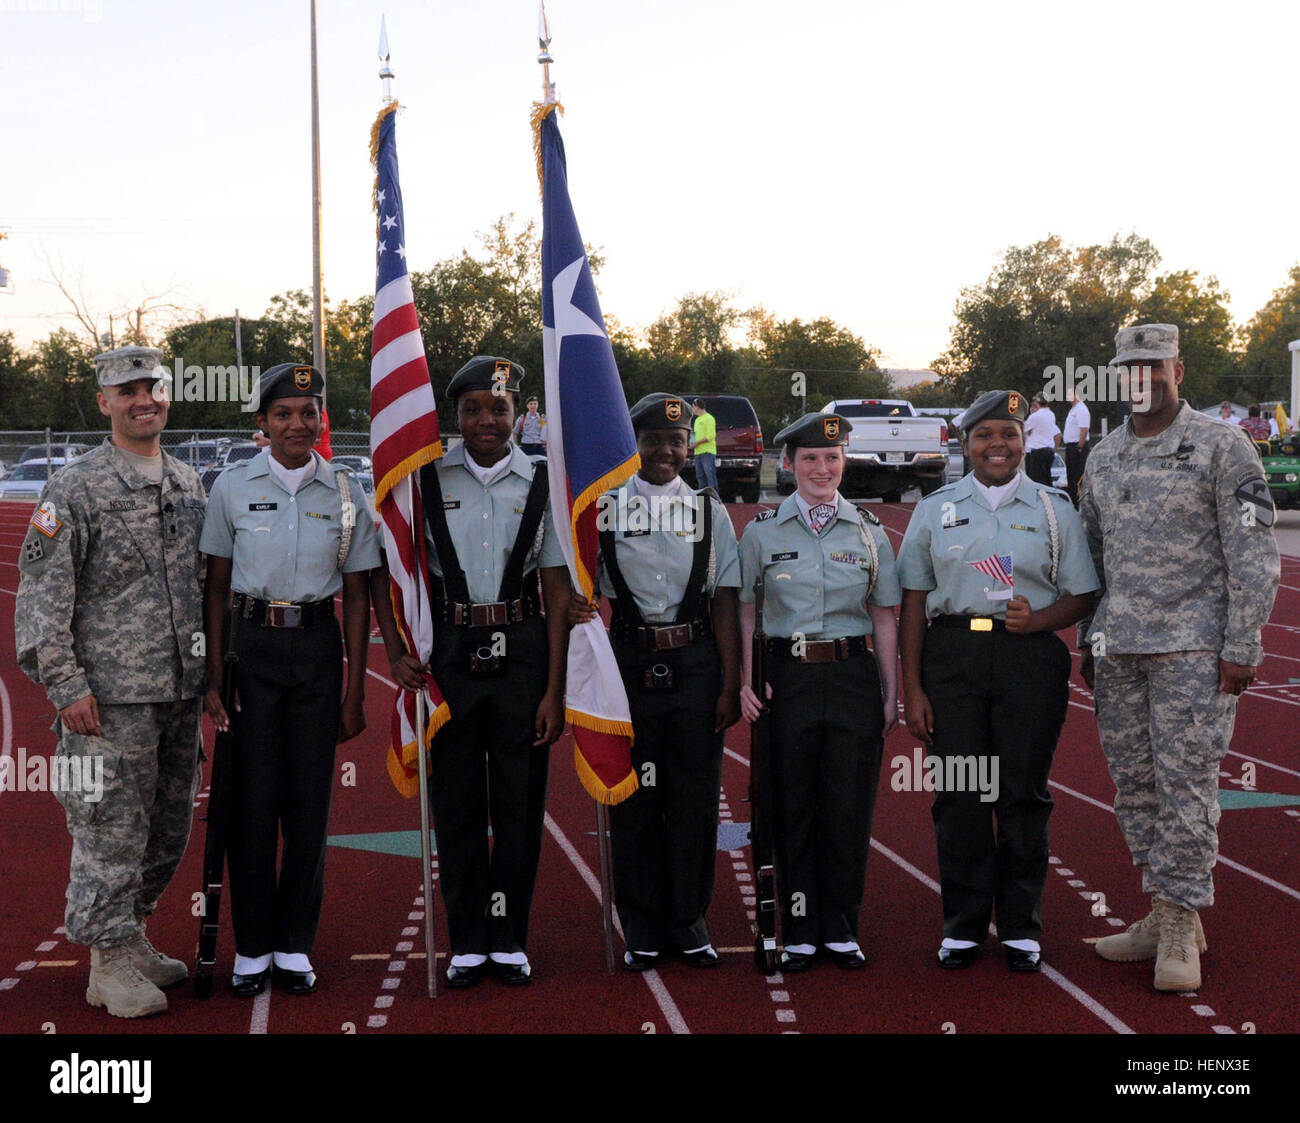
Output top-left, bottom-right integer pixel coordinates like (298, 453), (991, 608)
(249, 502), (277, 511)
(771, 550), (798, 561)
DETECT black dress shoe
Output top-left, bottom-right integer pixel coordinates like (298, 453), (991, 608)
(937, 944), (980, 969)
(493, 960), (532, 986)
(1005, 946), (1042, 973)
(779, 949), (814, 973)
(679, 946), (719, 968)
(623, 950), (660, 972)
(446, 962), (485, 989)
(825, 947), (867, 969)
(230, 968), (270, 997)
(274, 966), (318, 995)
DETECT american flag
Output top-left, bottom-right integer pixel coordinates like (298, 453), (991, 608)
(967, 552), (1014, 586)
(369, 101), (449, 797)
(536, 102), (639, 805)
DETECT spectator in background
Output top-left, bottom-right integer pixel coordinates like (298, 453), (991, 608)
(1023, 394), (1061, 487)
(1240, 404), (1271, 445)
(1218, 402), (1239, 426)
(1063, 387), (1090, 507)
(513, 396), (547, 457)
(690, 399), (719, 493)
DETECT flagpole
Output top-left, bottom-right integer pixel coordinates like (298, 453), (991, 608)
(379, 15), (437, 1000)
(310, 0), (326, 396)
(538, 0), (617, 975)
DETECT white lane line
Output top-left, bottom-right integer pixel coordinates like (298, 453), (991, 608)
(866, 839), (1135, 1034)
(0, 587), (14, 597)
(718, 785), (797, 1031)
(1048, 779), (1300, 903)
(543, 811), (689, 1035)
(249, 987), (271, 1034)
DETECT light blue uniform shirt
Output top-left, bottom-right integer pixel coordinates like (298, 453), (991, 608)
(200, 448), (381, 601)
(425, 442), (566, 603)
(896, 472), (1099, 618)
(596, 475), (741, 623)
(738, 493), (901, 638)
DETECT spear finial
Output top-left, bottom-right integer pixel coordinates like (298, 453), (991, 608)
(379, 14), (394, 105)
(538, 1), (557, 105)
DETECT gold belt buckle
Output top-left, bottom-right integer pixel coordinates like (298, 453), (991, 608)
(970, 617), (993, 632)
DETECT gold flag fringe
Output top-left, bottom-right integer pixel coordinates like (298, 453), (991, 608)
(386, 698), (451, 799)
(529, 99), (564, 199)
(572, 743), (639, 807)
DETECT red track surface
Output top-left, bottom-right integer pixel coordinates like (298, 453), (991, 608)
(2, 497), (1296, 1052)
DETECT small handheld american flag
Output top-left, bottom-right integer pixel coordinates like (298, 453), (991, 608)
(967, 552), (1014, 587)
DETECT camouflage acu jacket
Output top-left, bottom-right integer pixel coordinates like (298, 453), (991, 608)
(16, 440), (207, 709)
(1078, 403), (1280, 665)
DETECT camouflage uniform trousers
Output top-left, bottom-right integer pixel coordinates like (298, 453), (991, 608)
(55, 699), (203, 947)
(1094, 650), (1236, 911)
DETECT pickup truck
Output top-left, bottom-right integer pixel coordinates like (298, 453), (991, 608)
(815, 399), (948, 500)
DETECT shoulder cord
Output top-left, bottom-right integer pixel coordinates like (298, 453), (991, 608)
(335, 466), (355, 568)
(856, 511), (880, 600)
(705, 495), (717, 592)
(1038, 487), (1060, 588)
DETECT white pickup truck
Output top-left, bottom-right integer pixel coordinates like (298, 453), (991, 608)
(819, 399), (949, 500)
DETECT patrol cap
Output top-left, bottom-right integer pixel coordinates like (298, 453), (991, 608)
(1111, 322), (1179, 366)
(960, 389), (1029, 432)
(629, 393), (692, 432)
(94, 345), (167, 389)
(774, 412), (854, 450)
(256, 362), (324, 409)
(446, 355), (524, 402)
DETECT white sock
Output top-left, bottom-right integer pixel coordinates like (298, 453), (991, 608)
(488, 951), (528, 966)
(450, 953), (487, 968)
(825, 941), (861, 953)
(234, 953), (271, 976)
(682, 944), (714, 955)
(273, 952), (313, 973)
(785, 943), (816, 956)
(1003, 939), (1040, 953)
(941, 938), (978, 950)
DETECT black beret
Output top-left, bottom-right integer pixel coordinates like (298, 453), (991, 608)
(774, 412), (854, 449)
(960, 390), (1029, 432)
(257, 363), (324, 409)
(629, 393), (692, 432)
(446, 355), (524, 402)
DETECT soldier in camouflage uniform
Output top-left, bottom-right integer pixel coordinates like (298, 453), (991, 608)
(16, 345), (207, 1018)
(1078, 324), (1280, 992)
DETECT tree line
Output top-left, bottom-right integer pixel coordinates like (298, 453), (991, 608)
(2, 221), (1297, 440)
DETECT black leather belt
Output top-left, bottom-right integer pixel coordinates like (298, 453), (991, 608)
(611, 618), (709, 651)
(233, 592), (334, 629)
(932, 614), (1006, 632)
(765, 635), (869, 663)
(434, 592), (541, 627)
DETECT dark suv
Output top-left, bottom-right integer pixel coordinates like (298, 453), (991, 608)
(675, 393), (764, 503)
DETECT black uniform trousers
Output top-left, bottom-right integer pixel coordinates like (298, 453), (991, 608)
(1025, 447), (1055, 487)
(228, 615), (342, 957)
(1065, 444), (1089, 507)
(429, 615), (550, 958)
(767, 650), (885, 948)
(921, 625), (1070, 943)
(610, 634), (724, 954)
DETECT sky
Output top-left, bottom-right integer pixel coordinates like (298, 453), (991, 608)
(2, 0), (1298, 372)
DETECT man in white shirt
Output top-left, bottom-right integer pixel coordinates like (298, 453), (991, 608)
(1023, 394), (1061, 486)
(1063, 388), (1091, 507)
(1217, 402), (1239, 426)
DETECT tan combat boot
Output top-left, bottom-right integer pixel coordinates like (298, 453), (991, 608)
(87, 945), (168, 1017)
(126, 932), (188, 988)
(1096, 906), (1206, 962)
(1153, 899), (1202, 992)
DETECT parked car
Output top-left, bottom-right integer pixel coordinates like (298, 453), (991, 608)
(820, 399), (948, 500)
(0, 458), (69, 502)
(332, 454), (373, 474)
(18, 442), (90, 464)
(172, 438), (232, 471)
(675, 393), (764, 503)
(218, 442), (260, 468)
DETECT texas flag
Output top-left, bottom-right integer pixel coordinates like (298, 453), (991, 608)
(536, 102), (639, 805)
